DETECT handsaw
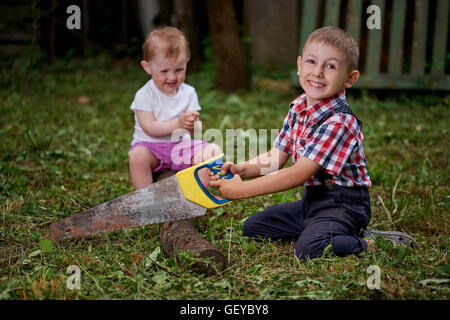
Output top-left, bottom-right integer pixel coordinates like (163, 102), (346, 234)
(49, 153), (232, 241)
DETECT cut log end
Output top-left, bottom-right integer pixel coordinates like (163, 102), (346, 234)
(156, 171), (225, 275)
(159, 219), (225, 275)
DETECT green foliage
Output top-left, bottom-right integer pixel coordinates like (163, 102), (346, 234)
(0, 56), (449, 300)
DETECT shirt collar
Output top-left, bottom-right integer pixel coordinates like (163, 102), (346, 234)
(291, 89), (347, 123)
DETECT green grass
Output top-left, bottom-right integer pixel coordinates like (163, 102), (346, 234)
(0, 54), (449, 300)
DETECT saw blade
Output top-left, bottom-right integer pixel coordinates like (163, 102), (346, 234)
(49, 175), (206, 241)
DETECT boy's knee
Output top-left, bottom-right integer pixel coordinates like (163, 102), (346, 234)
(294, 238), (329, 260)
(242, 215), (261, 239)
(242, 218), (253, 238)
(242, 215), (274, 242)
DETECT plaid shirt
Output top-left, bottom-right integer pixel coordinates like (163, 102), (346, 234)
(274, 89), (371, 188)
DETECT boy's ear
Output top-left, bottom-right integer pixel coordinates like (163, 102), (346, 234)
(296, 56), (302, 75)
(141, 60), (152, 75)
(345, 70), (360, 88)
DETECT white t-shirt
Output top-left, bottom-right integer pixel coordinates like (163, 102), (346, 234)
(130, 79), (201, 144)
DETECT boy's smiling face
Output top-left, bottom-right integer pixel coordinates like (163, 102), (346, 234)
(141, 51), (188, 97)
(297, 41), (359, 106)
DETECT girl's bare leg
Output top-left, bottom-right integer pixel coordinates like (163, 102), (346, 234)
(129, 146), (160, 189)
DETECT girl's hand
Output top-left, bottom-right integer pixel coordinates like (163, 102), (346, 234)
(178, 110), (199, 131)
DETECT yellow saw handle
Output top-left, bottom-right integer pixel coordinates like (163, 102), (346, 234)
(176, 153), (233, 208)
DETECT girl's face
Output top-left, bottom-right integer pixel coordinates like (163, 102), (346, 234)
(297, 41), (359, 106)
(141, 52), (188, 97)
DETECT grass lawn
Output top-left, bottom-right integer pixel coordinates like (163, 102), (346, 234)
(0, 55), (449, 300)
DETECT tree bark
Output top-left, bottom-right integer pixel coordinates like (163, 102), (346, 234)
(206, 0), (248, 92)
(246, 0), (299, 68)
(155, 171), (225, 275)
(173, 0), (204, 73)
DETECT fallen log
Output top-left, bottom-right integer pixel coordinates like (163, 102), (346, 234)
(155, 171), (225, 275)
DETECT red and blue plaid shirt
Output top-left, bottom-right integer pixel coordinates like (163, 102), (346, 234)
(274, 89), (371, 188)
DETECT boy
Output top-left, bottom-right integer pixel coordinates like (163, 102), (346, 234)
(129, 26), (220, 189)
(210, 27), (417, 260)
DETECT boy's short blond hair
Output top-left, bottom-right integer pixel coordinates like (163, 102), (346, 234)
(142, 26), (190, 62)
(303, 26), (359, 70)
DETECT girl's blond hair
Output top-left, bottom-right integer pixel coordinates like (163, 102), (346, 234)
(142, 26), (190, 62)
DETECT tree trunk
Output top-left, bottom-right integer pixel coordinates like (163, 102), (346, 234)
(173, 0), (204, 73)
(155, 171), (225, 275)
(37, 0), (57, 63)
(136, 0), (160, 36)
(206, 0), (248, 92)
(117, 0), (128, 45)
(246, 0), (299, 68)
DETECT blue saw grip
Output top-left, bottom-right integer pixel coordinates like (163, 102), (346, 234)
(193, 156), (233, 205)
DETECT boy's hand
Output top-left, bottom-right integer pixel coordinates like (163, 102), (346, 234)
(209, 173), (245, 200)
(209, 162), (245, 200)
(207, 161), (241, 181)
(218, 161), (240, 176)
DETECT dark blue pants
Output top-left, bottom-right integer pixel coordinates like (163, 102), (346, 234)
(242, 185), (371, 260)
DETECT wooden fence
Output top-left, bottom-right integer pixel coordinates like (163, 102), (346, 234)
(3, 0), (449, 91)
(290, 0), (449, 90)
(0, 1), (32, 58)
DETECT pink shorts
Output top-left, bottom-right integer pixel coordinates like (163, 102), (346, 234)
(129, 139), (209, 173)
